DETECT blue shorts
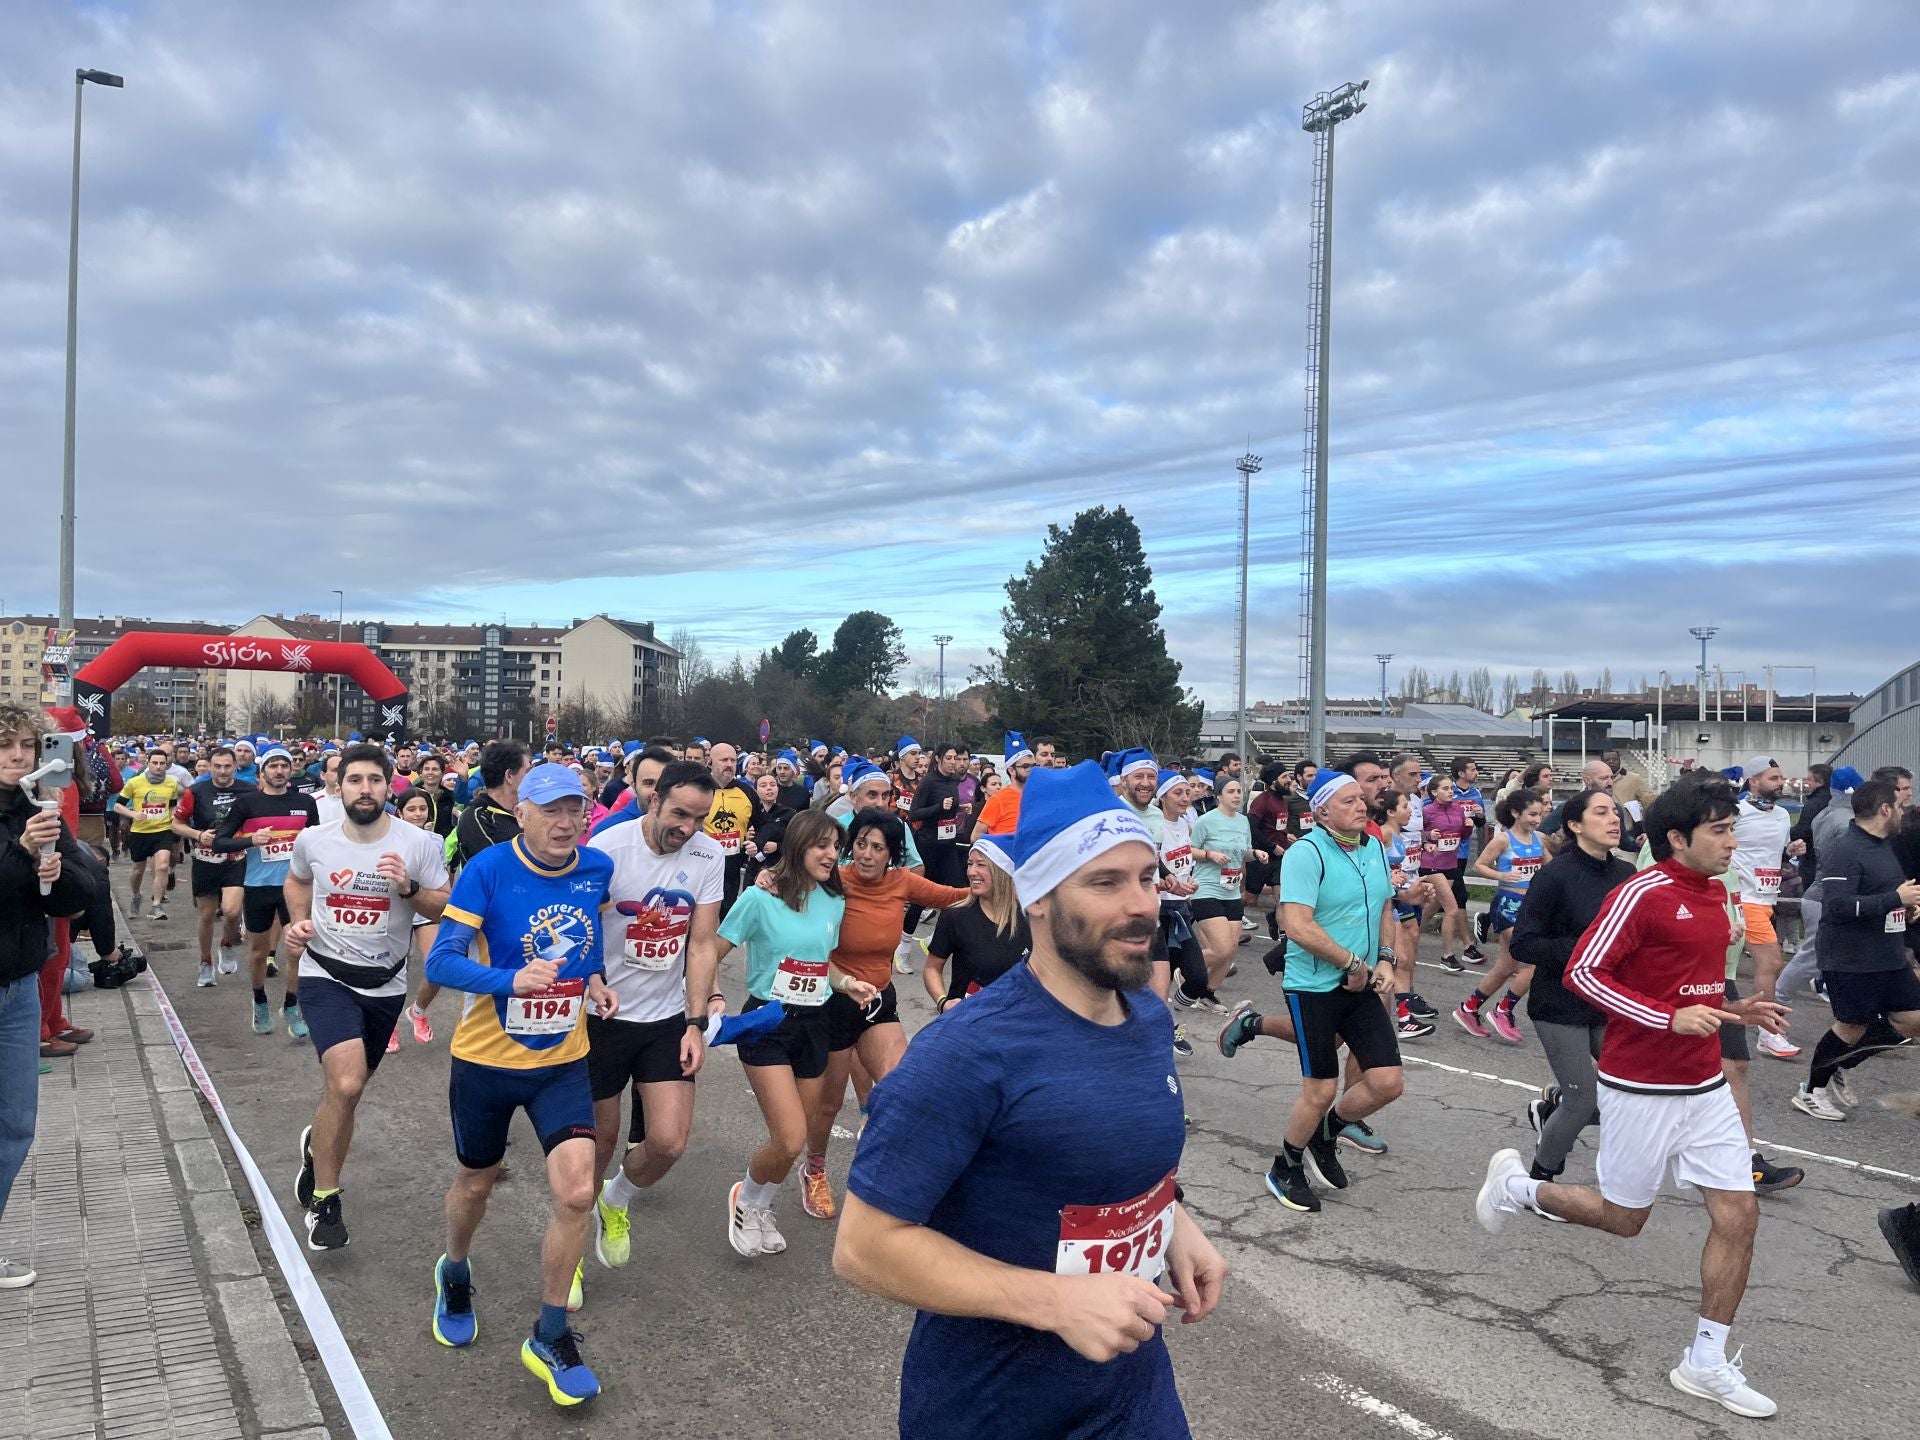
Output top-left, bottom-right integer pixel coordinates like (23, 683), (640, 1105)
(448, 1056), (595, 1171)
(299, 975), (404, 1073)
(1489, 892), (1523, 936)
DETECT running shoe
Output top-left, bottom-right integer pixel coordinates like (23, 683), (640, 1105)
(1464, 940), (1487, 963)
(431, 1255), (477, 1347)
(196, 962), (216, 988)
(1471, 911), (1490, 946)
(1791, 1083), (1846, 1122)
(1826, 1070), (1858, 1109)
(264, 956), (279, 979)
(754, 1207), (787, 1254)
(1217, 1000), (1261, 1058)
(1336, 1118), (1388, 1154)
(1241, 916), (1259, 932)
(252, 1001), (273, 1035)
(1264, 1161), (1319, 1213)
(295, 1125), (316, 1210)
(1752, 1153), (1803, 1195)
(801, 1165), (836, 1221)
(148, 905), (166, 921)
(1878, 1203), (1920, 1290)
(1452, 1002), (1490, 1038)
(1171, 1024), (1193, 1059)
(593, 1191), (631, 1268)
(522, 1328), (600, 1408)
(1486, 1006), (1524, 1045)
(305, 1192), (348, 1251)
(1303, 1133), (1349, 1191)
(285, 1002), (309, 1041)
(409, 1004), (433, 1045)
(1396, 1016), (1436, 1040)
(0, 1259), (35, 1289)
(1756, 1029), (1800, 1060)
(727, 1181), (761, 1258)
(893, 936), (921, 974)
(567, 1259), (583, 1313)
(1170, 987), (1201, 1011)
(385, 1029), (399, 1055)
(1404, 992), (1437, 1021)
(1439, 953), (1465, 974)
(1474, 1148), (1527, 1235)
(1526, 1096), (1557, 1136)
(1668, 1348), (1776, 1419)
(216, 945), (239, 975)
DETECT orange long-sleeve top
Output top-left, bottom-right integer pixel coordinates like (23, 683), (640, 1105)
(833, 866), (969, 989)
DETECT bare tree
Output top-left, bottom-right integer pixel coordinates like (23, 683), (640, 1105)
(1467, 666), (1495, 711)
(1559, 669), (1581, 696)
(1598, 666), (1615, 693)
(1498, 673), (1521, 713)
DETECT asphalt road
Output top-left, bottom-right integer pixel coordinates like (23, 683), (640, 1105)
(126, 904), (1920, 1440)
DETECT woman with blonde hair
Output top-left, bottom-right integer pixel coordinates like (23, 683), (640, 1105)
(923, 835), (1029, 1011)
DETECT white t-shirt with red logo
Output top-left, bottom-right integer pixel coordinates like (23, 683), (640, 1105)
(1732, 798), (1792, 907)
(588, 823), (726, 1024)
(289, 819), (449, 997)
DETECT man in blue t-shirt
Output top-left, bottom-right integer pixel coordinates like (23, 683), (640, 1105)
(836, 761), (1227, 1440)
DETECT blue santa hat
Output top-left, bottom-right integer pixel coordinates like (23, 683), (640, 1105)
(971, 832), (1015, 875)
(1193, 768), (1216, 787)
(1004, 731), (1034, 767)
(809, 739), (828, 756)
(693, 736), (710, 747)
(1308, 770), (1360, 810)
(622, 740), (642, 756)
(1113, 747), (1157, 780)
(842, 757), (888, 794)
(1011, 761), (1156, 908)
(1154, 768), (1187, 801)
(896, 735), (922, 759)
(1829, 765), (1865, 792)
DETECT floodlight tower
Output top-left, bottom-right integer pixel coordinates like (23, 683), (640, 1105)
(1690, 625), (1719, 722)
(1298, 78), (1368, 765)
(1234, 451), (1262, 764)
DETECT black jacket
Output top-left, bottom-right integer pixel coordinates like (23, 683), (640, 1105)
(1, 783), (98, 986)
(454, 793), (519, 870)
(1814, 820), (1912, 973)
(1515, 843), (1635, 1029)
(1792, 784), (1831, 883)
(909, 772), (963, 842)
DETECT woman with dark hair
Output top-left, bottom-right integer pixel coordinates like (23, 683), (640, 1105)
(1455, 787), (1549, 1044)
(1510, 788), (1632, 1186)
(798, 806), (969, 1222)
(710, 809), (874, 1259)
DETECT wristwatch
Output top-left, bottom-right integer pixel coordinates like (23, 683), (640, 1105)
(400, 878), (420, 899)
(686, 1016), (706, 1032)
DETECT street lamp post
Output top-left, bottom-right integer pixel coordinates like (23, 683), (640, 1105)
(1234, 452), (1261, 765)
(332, 590), (345, 738)
(58, 67), (124, 687)
(1375, 653), (1393, 720)
(933, 634), (953, 740)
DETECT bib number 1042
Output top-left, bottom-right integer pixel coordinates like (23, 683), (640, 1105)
(1056, 1171), (1177, 1285)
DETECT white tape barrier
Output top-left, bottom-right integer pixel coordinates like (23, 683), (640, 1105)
(146, 971), (394, 1440)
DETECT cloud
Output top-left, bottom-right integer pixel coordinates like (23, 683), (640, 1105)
(1, 0), (1914, 713)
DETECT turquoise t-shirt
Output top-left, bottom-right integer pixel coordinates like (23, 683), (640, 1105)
(1278, 826), (1391, 993)
(718, 883), (848, 1002)
(1190, 809), (1253, 901)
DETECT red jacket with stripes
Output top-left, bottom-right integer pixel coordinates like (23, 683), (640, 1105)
(1566, 857), (1733, 1094)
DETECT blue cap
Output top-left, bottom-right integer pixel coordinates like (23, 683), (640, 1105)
(518, 764), (589, 808)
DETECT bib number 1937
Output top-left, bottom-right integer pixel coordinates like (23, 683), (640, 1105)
(1056, 1171), (1177, 1285)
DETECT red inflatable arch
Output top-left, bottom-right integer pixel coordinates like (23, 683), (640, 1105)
(72, 631), (409, 739)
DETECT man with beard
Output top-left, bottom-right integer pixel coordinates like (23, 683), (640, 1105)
(835, 761), (1228, 1440)
(699, 742), (763, 918)
(283, 744), (449, 1250)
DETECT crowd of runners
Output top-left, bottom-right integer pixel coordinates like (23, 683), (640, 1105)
(6, 704), (1920, 1431)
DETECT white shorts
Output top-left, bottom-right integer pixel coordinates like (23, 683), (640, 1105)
(1595, 1083), (1752, 1210)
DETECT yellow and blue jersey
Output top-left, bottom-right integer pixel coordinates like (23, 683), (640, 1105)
(426, 838), (615, 1070)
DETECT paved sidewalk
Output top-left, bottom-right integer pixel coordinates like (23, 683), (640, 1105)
(0, 973), (332, 1440)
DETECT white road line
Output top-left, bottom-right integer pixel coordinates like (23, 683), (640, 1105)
(1400, 1055), (1920, 1185)
(1308, 1373), (1458, 1438)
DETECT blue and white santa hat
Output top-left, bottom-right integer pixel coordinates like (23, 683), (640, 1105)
(1011, 761), (1156, 908)
(623, 740), (643, 756)
(1004, 731), (1033, 767)
(258, 746), (293, 765)
(971, 832), (1016, 875)
(842, 757), (888, 794)
(896, 735), (922, 759)
(1307, 769), (1359, 810)
(1154, 768), (1187, 801)
(1830, 765), (1865, 793)
(809, 739), (828, 756)
(1193, 768), (1216, 788)
(693, 736), (710, 747)
(1113, 747), (1157, 779)
(775, 747), (800, 768)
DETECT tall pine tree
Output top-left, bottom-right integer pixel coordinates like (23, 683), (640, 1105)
(986, 506), (1201, 757)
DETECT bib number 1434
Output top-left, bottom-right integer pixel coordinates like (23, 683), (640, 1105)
(1055, 1170), (1177, 1285)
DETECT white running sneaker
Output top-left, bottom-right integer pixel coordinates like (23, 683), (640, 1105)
(1474, 1149), (1527, 1235)
(196, 962), (216, 988)
(893, 937), (920, 974)
(726, 1182), (762, 1258)
(1756, 1028), (1801, 1060)
(1790, 1083), (1847, 1122)
(216, 945), (239, 976)
(753, 1207), (787, 1255)
(1669, 1347), (1777, 1418)
(1827, 1071), (1858, 1109)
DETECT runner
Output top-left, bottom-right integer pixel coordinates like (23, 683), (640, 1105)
(212, 746), (320, 1037)
(771, 749), (809, 813)
(1475, 779), (1790, 1420)
(700, 742), (762, 917)
(1260, 768), (1403, 1211)
(1733, 756), (1807, 1060)
(1378, 788), (1437, 1039)
(973, 732), (1035, 835)
(1455, 787), (1548, 1044)
(1419, 772), (1474, 964)
(313, 749), (345, 825)
(1246, 764), (1292, 942)
(593, 743), (675, 834)
(282, 743), (448, 1250)
(1791, 776), (1920, 1122)
(708, 809), (877, 1258)
(120, 747), (184, 920)
(423, 761), (619, 1407)
(833, 760), (1227, 1440)
(391, 788), (446, 1048)
(905, 741), (966, 960)
(923, 835), (1030, 1009)
(408, 752), (459, 838)
(1152, 771), (1211, 1056)
(172, 745), (253, 986)
(1188, 776), (1265, 999)
(582, 761), (725, 1298)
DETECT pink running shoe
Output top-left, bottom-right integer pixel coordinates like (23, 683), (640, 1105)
(1487, 1006), (1524, 1044)
(409, 1004), (433, 1045)
(1452, 1002), (1490, 1038)
(385, 1028), (400, 1054)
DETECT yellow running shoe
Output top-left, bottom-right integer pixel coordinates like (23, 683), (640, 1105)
(801, 1165), (836, 1220)
(566, 1258), (583, 1313)
(593, 1192), (631, 1268)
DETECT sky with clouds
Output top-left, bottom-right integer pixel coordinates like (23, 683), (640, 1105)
(4, 0), (1917, 709)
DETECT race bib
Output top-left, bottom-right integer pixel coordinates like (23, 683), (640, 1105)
(1512, 855), (1542, 881)
(1752, 867), (1782, 900)
(1298, 815), (1315, 832)
(505, 978), (585, 1035)
(193, 842), (229, 863)
(1055, 1170), (1177, 1285)
(1432, 834), (1460, 853)
(622, 930), (682, 971)
(139, 801), (169, 821)
(712, 831), (741, 856)
(1463, 802), (1484, 824)
(937, 820), (958, 841)
(1888, 909), (1909, 935)
(1221, 867), (1243, 889)
(770, 956), (830, 1007)
(318, 892), (390, 939)
(261, 832), (298, 862)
